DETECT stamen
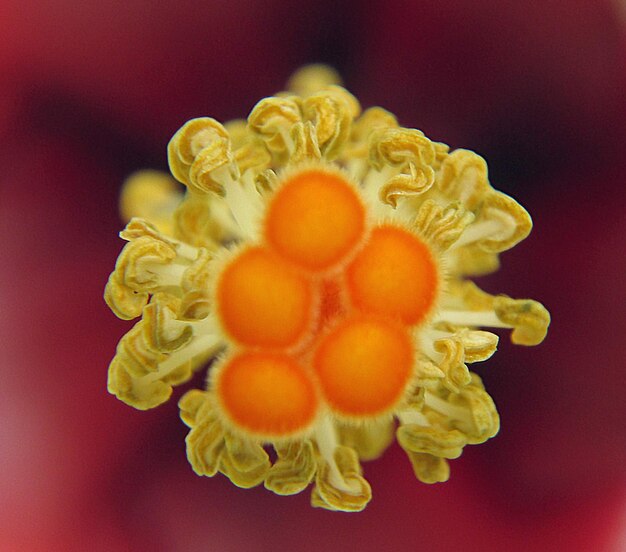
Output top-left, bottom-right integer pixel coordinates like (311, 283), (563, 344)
(147, 333), (221, 381)
(436, 309), (507, 329)
(448, 218), (509, 250)
(397, 409), (431, 427)
(264, 167), (366, 271)
(215, 351), (318, 438)
(120, 170), (182, 234)
(346, 225), (439, 325)
(314, 415), (357, 494)
(220, 169), (264, 239)
(140, 261), (188, 288)
(424, 391), (469, 421)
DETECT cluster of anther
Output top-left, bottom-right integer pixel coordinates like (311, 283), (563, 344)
(104, 65), (551, 512)
(213, 166), (439, 440)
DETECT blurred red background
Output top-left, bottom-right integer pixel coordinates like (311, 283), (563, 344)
(1, 1), (625, 551)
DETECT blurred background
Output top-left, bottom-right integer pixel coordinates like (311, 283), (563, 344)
(1, 1), (625, 551)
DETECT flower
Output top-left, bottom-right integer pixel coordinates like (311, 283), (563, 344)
(104, 65), (549, 511)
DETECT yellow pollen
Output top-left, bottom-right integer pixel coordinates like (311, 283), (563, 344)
(313, 314), (414, 417)
(216, 247), (314, 348)
(216, 351), (318, 438)
(264, 168), (365, 271)
(346, 225), (439, 325)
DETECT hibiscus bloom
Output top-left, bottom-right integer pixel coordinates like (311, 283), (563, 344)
(1, 1), (624, 550)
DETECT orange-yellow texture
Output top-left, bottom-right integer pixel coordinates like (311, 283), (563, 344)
(346, 225), (439, 325)
(264, 168), (365, 271)
(215, 351), (318, 437)
(313, 314), (414, 417)
(216, 247), (314, 348)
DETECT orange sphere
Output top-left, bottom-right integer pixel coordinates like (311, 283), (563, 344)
(313, 314), (414, 417)
(216, 351), (318, 438)
(264, 167), (366, 271)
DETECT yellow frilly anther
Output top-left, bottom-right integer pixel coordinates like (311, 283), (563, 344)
(397, 424), (468, 460)
(181, 248), (212, 295)
(265, 440), (317, 496)
(248, 96), (302, 154)
(220, 434), (271, 489)
(342, 106), (398, 162)
(338, 420), (395, 462)
(168, 117), (236, 195)
(431, 375), (500, 445)
(494, 296), (551, 346)
(425, 329), (497, 393)
(142, 300), (193, 353)
(455, 249), (501, 277)
(301, 86), (361, 160)
(311, 446), (372, 512)
(449, 190), (532, 264)
(225, 119), (272, 175)
(104, 229), (178, 320)
(180, 389), (272, 488)
(446, 279), (498, 310)
(440, 280), (550, 346)
(119, 217), (178, 246)
(117, 236), (177, 291)
(370, 128), (438, 206)
(289, 121), (322, 164)
(119, 170), (182, 235)
(455, 329), (499, 362)
(414, 199), (475, 252)
(108, 320), (194, 410)
(413, 358), (446, 389)
(173, 193), (226, 249)
(477, 192), (532, 253)
(104, 273), (149, 321)
(436, 149), (492, 210)
(433, 338), (472, 393)
(405, 451), (450, 484)
(286, 64), (342, 97)
(180, 390), (225, 477)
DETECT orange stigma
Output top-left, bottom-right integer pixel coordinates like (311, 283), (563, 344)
(216, 351), (318, 438)
(346, 225), (439, 325)
(313, 314), (414, 417)
(216, 247), (314, 348)
(264, 167), (365, 271)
